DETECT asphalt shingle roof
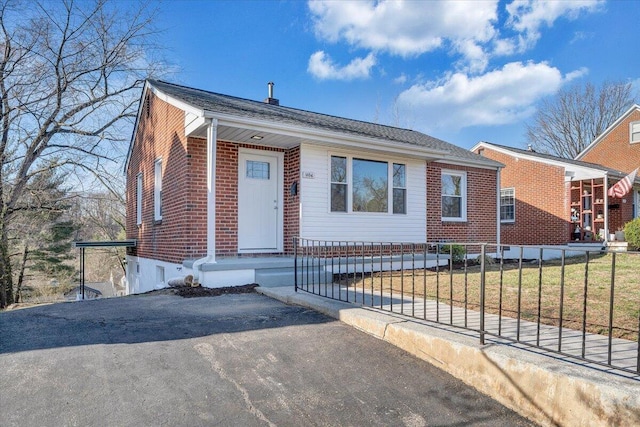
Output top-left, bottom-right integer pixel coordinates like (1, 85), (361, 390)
(149, 80), (501, 168)
(479, 142), (632, 178)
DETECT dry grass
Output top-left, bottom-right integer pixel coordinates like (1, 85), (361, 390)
(346, 252), (640, 340)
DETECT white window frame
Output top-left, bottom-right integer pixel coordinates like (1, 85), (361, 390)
(136, 173), (143, 226)
(154, 158), (163, 221)
(329, 154), (406, 215)
(630, 121), (640, 144)
(500, 187), (515, 223)
(441, 170), (467, 222)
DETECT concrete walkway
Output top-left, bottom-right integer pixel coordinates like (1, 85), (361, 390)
(257, 285), (640, 427)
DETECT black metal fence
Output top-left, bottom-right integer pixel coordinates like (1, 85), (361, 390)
(294, 238), (640, 377)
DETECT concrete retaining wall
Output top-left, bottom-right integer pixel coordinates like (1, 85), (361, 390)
(258, 286), (640, 427)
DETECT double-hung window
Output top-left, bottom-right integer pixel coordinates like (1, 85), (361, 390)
(330, 155), (406, 214)
(330, 156), (348, 212)
(631, 121), (640, 144)
(441, 170), (466, 221)
(500, 188), (515, 222)
(136, 173), (143, 225)
(392, 163), (406, 214)
(154, 158), (163, 221)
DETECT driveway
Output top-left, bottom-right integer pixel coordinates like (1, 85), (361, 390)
(0, 291), (534, 426)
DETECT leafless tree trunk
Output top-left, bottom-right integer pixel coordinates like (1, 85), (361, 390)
(0, 0), (164, 307)
(14, 243), (27, 304)
(526, 81), (635, 159)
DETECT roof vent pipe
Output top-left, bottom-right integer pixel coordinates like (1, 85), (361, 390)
(264, 81), (279, 106)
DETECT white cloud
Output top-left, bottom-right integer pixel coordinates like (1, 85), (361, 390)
(308, 0), (498, 71)
(308, 51), (376, 81)
(396, 62), (583, 131)
(505, 0), (603, 51)
(393, 73), (407, 85)
(307, 0), (604, 74)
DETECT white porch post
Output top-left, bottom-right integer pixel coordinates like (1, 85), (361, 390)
(496, 168), (501, 248)
(604, 173), (609, 242)
(207, 119), (218, 259)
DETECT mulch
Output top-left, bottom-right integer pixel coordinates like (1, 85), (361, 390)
(141, 283), (259, 298)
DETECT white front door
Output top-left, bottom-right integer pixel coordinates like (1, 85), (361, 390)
(238, 150), (281, 252)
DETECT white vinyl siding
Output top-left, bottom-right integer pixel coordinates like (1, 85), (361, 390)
(300, 144), (426, 242)
(154, 158), (162, 221)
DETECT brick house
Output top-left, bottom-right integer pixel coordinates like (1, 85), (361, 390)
(577, 104), (640, 199)
(472, 117), (640, 247)
(124, 80), (502, 293)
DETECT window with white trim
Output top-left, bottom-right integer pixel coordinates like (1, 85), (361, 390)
(631, 121), (640, 144)
(500, 188), (515, 222)
(136, 173), (143, 225)
(154, 158), (162, 220)
(392, 163), (406, 214)
(330, 155), (406, 214)
(441, 170), (467, 221)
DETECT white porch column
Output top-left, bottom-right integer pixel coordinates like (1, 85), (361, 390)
(207, 119), (218, 259)
(496, 167), (501, 248)
(604, 173), (609, 242)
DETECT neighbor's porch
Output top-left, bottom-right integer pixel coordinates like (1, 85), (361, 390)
(568, 176), (632, 248)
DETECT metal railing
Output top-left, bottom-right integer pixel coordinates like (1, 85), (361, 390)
(293, 238), (640, 377)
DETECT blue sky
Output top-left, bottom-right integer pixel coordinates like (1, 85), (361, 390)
(156, 0), (640, 150)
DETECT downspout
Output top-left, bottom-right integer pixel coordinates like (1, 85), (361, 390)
(192, 118), (218, 285)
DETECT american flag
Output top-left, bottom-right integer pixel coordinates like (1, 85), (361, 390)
(608, 168), (638, 198)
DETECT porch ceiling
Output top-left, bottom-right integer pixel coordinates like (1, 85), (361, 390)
(187, 123), (302, 149)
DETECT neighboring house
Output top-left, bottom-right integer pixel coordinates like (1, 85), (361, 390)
(576, 104), (640, 216)
(125, 80), (502, 293)
(472, 141), (639, 247)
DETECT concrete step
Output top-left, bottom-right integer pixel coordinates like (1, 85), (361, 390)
(255, 266), (331, 287)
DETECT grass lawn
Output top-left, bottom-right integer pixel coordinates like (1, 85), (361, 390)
(346, 252), (640, 340)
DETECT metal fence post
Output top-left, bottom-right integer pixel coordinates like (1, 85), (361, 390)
(480, 243), (486, 345)
(294, 237), (298, 292)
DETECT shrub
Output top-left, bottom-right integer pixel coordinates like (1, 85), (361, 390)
(439, 243), (466, 263)
(624, 218), (640, 250)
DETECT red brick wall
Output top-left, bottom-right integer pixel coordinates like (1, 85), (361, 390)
(580, 109), (640, 173)
(126, 92), (192, 263)
(477, 148), (570, 245)
(426, 162), (498, 243)
(284, 146), (300, 254)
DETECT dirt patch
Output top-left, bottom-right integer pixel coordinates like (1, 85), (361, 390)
(141, 283), (259, 298)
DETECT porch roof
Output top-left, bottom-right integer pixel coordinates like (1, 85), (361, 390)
(143, 80), (503, 169)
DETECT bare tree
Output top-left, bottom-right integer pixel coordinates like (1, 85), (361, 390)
(0, 0), (163, 307)
(526, 81), (635, 159)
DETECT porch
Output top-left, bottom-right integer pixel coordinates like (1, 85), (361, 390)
(569, 176), (632, 244)
(183, 251), (451, 288)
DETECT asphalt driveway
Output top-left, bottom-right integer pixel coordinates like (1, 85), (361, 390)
(0, 291), (534, 426)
